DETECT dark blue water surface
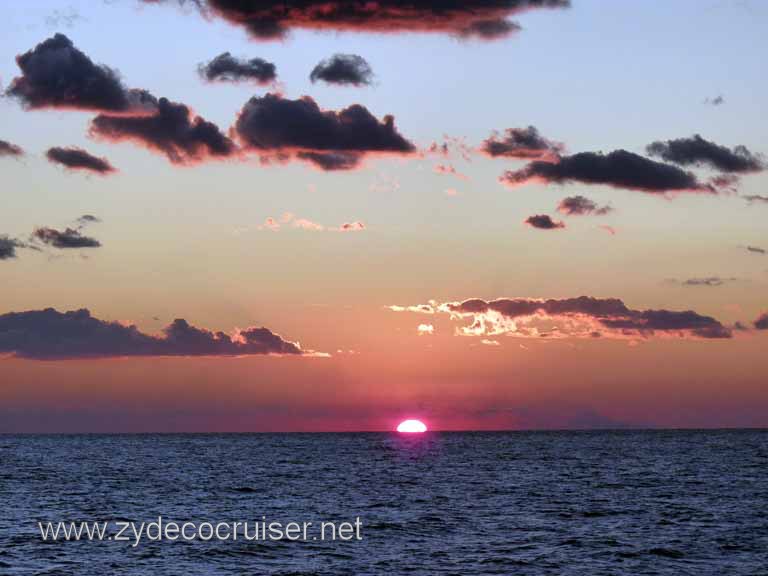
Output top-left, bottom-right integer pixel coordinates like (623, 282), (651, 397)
(2, 430), (767, 575)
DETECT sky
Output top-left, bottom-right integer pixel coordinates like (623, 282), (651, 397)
(0, 0), (767, 432)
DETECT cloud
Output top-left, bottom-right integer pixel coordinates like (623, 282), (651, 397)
(646, 135), (764, 174)
(417, 324), (434, 335)
(388, 304), (436, 314)
(501, 149), (711, 195)
(6, 33), (156, 112)
(147, 0), (570, 41)
(292, 218), (325, 231)
(524, 214), (564, 230)
(457, 18), (521, 39)
(2, 222), (95, 259)
(390, 296), (733, 340)
(434, 163), (468, 180)
(0, 308), (310, 359)
(755, 312), (768, 330)
(233, 93), (415, 170)
(557, 195), (612, 216)
(744, 195), (768, 204)
(481, 126), (563, 159)
(429, 136), (473, 162)
(746, 246), (766, 255)
(667, 277), (738, 287)
(310, 54), (374, 86)
(704, 95), (724, 106)
(32, 227), (101, 249)
(0, 236), (29, 260)
(258, 213), (365, 232)
(46, 146), (116, 175)
(296, 151), (361, 171)
(45, 6), (83, 29)
(0, 139), (24, 158)
(339, 221), (365, 232)
(76, 214), (101, 226)
(198, 52), (276, 84)
(90, 97), (236, 164)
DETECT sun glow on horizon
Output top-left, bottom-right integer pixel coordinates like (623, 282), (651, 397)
(396, 419), (427, 433)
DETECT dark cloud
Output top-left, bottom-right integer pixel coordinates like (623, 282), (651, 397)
(755, 312), (768, 330)
(704, 95), (724, 106)
(457, 18), (521, 39)
(310, 54), (374, 86)
(233, 93), (415, 170)
(76, 214), (101, 226)
(0, 139), (24, 158)
(393, 296), (732, 340)
(296, 151), (361, 171)
(0, 236), (27, 260)
(0, 308), (308, 359)
(33, 227), (101, 249)
(746, 246), (766, 255)
(524, 214), (564, 230)
(647, 134), (764, 174)
(199, 52), (276, 84)
(146, 0), (569, 41)
(46, 146), (116, 175)
(481, 126), (563, 159)
(6, 33), (156, 112)
(744, 195), (768, 204)
(90, 97), (236, 164)
(502, 149), (710, 194)
(557, 195), (612, 216)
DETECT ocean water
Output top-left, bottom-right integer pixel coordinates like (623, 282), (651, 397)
(2, 430), (767, 575)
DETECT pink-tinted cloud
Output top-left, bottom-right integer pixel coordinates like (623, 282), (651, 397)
(0, 139), (24, 158)
(557, 195), (612, 216)
(146, 1), (569, 41)
(417, 324), (434, 335)
(428, 136), (473, 162)
(233, 93), (415, 171)
(46, 146), (116, 175)
(90, 98), (237, 165)
(481, 126), (563, 160)
(390, 296), (733, 340)
(434, 163), (468, 180)
(259, 213), (365, 233)
(339, 221), (365, 232)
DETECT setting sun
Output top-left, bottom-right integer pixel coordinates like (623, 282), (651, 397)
(396, 419), (427, 433)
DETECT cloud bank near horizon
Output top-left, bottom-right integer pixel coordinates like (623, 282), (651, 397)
(0, 308), (314, 360)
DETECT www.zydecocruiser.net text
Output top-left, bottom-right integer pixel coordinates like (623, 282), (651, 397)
(37, 517), (364, 547)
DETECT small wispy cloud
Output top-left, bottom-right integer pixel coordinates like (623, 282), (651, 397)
(258, 213), (365, 233)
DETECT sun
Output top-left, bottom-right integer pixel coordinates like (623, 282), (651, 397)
(396, 419), (427, 433)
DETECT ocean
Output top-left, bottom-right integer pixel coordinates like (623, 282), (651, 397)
(2, 430), (767, 574)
